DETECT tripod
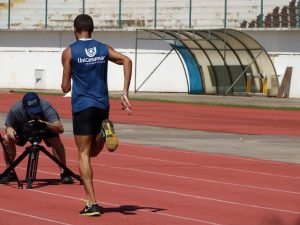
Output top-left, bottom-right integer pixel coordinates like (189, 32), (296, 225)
(0, 134), (82, 189)
(0, 134), (23, 188)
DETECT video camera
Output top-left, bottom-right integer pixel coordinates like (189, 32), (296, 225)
(22, 114), (47, 145)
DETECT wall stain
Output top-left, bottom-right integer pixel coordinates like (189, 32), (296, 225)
(0, 0), (26, 9)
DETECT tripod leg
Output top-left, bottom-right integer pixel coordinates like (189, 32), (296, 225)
(0, 135), (23, 188)
(39, 146), (82, 183)
(25, 150), (39, 189)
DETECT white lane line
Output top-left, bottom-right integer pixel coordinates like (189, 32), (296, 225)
(10, 161), (300, 196)
(1, 164), (300, 218)
(103, 152), (198, 166)
(94, 179), (300, 215)
(37, 151), (300, 181)
(204, 165), (300, 180)
(93, 163), (300, 195)
(65, 143), (287, 166)
(0, 208), (73, 225)
(29, 190), (221, 225)
(4, 162), (299, 216)
(154, 212), (221, 225)
(65, 155), (300, 181)
(2, 150), (300, 198)
(5, 147), (197, 166)
(118, 143), (288, 165)
(7, 145), (293, 177)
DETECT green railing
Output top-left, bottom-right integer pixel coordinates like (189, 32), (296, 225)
(1, 0), (299, 30)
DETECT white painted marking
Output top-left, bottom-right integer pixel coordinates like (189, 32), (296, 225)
(0, 208), (73, 225)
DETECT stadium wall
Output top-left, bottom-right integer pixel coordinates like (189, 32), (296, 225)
(0, 30), (187, 94)
(0, 29), (299, 97)
(245, 29), (300, 98)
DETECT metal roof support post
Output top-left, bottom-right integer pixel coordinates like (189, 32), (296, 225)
(45, 0), (48, 28)
(8, 0), (11, 29)
(298, 1), (300, 27)
(260, 0), (264, 28)
(189, 0), (192, 28)
(82, 0), (85, 14)
(154, 0), (157, 28)
(134, 29), (139, 93)
(223, 29), (227, 95)
(222, 3), (229, 93)
(223, 29), (227, 58)
(224, 0), (227, 28)
(224, 50), (263, 96)
(119, 0), (122, 29)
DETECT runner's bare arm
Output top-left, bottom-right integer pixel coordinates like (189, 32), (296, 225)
(108, 46), (133, 115)
(61, 47), (72, 93)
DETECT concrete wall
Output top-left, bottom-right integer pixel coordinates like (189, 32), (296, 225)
(0, 30), (187, 93)
(245, 30), (300, 97)
(0, 29), (299, 97)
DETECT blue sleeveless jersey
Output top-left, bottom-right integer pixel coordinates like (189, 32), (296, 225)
(70, 39), (109, 113)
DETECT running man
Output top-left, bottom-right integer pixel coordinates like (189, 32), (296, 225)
(61, 14), (132, 216)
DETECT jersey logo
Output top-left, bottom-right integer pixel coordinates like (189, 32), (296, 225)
(85, 47), (97, 57)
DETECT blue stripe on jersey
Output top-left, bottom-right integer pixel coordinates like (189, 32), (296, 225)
(70, 39), (109, 113)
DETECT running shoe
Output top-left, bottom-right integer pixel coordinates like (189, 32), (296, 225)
(60, 171), (73, 184)
(79, 203), (101, 217)
(101, 119), (119, 152)
(0, 171), (17, 184)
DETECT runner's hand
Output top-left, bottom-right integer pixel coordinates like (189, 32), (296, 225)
(121, 94), (132, 115)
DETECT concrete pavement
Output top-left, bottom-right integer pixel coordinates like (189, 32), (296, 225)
(110, 92), (300, 109)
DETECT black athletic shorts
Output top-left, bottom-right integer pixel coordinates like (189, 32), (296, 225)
(72, 107), (109, 135)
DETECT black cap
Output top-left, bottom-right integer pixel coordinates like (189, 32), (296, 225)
(22, 92), (42, 115)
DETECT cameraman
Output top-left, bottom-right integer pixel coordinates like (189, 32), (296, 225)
(0, 92), (73, 184)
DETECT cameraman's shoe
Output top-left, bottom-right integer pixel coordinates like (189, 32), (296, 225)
(101, 119), (119, 152)
(0, 171), (17, 184)
(60, 171), (73, 184)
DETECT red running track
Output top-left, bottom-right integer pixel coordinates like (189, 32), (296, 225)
(0, 92), (300, 136)
(0, 93), (300, 225)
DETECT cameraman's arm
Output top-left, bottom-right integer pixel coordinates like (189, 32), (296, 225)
(6, 126), (17, 140)
(43, 120), (64, 134)
(5, 106), (19, 140)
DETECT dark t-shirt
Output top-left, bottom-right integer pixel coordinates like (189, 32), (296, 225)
(5, 99), (60, 134)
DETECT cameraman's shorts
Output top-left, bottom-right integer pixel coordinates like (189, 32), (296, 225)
(72, 107), (108, 135)
(16, 132), (59, 147)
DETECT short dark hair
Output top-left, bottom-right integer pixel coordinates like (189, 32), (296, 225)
(73, 14), (94, 33)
